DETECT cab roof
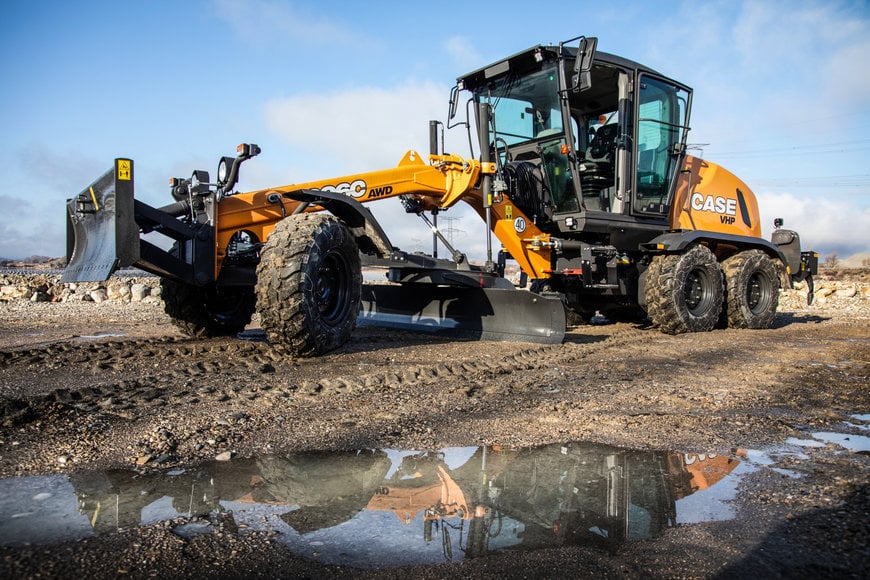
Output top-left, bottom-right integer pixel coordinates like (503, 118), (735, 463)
(456, 44), (676, 91)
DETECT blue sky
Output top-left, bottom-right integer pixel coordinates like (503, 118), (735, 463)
(2, 0), (868, 261)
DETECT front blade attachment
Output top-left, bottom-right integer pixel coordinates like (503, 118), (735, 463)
(62, 159), (138, 283)
(358, 284), (566, 344)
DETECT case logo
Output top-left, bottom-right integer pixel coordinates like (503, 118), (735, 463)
(319, 179), (367, 198)
(691, 193), (737, 224)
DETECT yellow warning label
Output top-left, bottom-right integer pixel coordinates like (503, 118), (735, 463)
(117, 160), (131, 181)
(505, 205), (513, 220)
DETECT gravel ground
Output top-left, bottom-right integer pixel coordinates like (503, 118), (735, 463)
(0, 278), (868, 578)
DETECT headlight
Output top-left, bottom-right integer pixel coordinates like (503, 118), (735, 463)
(217, 157), (233, 184)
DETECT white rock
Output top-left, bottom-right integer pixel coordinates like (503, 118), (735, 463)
(816, 287), (835, 298)
(835, 285), (857, 298)
(130, 283), (150, 302)
(89, 289), (108, 303)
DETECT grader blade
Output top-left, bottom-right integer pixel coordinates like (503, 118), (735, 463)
(358, 284), (566, 344)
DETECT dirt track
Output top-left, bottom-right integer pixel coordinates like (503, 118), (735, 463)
(0, 293), (868, 577)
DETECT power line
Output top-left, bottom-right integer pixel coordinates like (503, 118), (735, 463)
(748, 173), (870, 183)
(712, 139), (870, 159)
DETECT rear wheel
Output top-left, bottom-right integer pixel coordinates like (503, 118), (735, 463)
(161, 278), (255, 337)
(256, 213), (361, 357)
(721, 250), (779, 329)
(646, 245), (724, 334)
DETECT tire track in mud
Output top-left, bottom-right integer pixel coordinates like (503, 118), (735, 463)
(272, 326), (648, 400)
(0, 326), (649, 426)
(0, 337), (284, 370)
(0, 337), (288, 425)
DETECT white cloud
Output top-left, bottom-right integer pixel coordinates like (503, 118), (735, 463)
(823, 38), (870, 107)
(0, 195), (65, 259)
(442, 36), (484, 71)
(211, 0), (353, 45)
(263, 81), (455, 175)
(756, 190), (869, 258)
(730, 2), (867, 123)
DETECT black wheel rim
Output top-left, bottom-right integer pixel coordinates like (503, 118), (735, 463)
(684, 268), (713, 315)
(746, 271), (772, 314)
(315, 251), (351, 325)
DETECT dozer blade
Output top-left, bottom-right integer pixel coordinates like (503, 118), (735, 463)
(358, 284), (566, 344)
(63, 160), (139, 283)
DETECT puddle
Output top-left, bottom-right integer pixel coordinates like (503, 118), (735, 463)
(0, 442), (749, 567)
(808, 432), (870, 453)
(848, 414), (870, 432)
(787, 427), (870, 453)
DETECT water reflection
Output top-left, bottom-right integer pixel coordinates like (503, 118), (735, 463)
(0, 442), (745, 567)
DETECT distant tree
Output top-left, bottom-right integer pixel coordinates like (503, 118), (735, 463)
(824, 253), (839, 269)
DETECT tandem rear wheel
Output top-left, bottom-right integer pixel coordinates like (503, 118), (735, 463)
(646, 245), (781, 334)
(720, 249), (779, 329)
(646, 245), (724, 334)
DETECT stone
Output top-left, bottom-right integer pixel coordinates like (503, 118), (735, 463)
(816, 287), (835, 298)
(835, 285), (857, 298)
(106, 281), (132, 302)
(89, 288), (108, 303)
(130, 283), (150, 302)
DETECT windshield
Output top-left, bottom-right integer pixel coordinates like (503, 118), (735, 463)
(478, 64), (564, 145)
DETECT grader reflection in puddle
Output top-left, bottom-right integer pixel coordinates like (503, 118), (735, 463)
(0, 443), (746, 567)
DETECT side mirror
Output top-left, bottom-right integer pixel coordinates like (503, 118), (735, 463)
(448, 85), (461, 121)
(572, 36), (597, 91)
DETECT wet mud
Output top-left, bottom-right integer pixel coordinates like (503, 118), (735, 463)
(0, 301), (867, 577)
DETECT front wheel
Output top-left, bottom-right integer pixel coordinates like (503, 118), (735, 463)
(721, 250), (779, 329)
(256, 213), (362, 357)
(646, 245), (724, 334)
(161, 279), (255, 338)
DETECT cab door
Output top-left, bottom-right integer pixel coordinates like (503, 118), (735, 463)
(632, 75), (692, 218)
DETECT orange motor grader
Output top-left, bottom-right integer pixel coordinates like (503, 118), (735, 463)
(63, 36), (817, 356)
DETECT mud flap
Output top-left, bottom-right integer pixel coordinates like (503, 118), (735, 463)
(358, 284), (566, 344)
(62, 160), (139, 283)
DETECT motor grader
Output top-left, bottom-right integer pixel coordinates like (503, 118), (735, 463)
(63, 36), (817, 356)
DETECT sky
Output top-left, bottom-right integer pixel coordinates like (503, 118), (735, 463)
(1, 0), (868, 262)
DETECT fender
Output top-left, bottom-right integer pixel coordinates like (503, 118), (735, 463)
(640, 230), (789, 266)
(280, 188), (395, 258)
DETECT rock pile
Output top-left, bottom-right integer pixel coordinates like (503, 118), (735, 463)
(779, 278), (870, 313)
(0, 273), (162, 304)
(1, 271), (867, 315)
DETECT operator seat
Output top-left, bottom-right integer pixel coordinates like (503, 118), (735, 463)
(580, 123), (618, 192)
